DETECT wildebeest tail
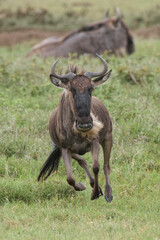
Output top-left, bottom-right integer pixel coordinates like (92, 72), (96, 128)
(37, 146), (61, 181)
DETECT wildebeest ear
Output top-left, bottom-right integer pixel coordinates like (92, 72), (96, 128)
(92, 69), (112, 87)
(50, 74), (69, 89)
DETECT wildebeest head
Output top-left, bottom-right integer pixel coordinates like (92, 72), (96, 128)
(50, 54), (112, 132)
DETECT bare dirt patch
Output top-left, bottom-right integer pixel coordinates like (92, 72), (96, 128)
(0, 26), (159, 47)
(0, 29), (64, 46)
(132, 26), (160, 39)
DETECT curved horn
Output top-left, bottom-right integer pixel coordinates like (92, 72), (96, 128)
(51, 59), (76, 80)
(84, 54), (108, 79)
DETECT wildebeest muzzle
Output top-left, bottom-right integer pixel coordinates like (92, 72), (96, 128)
(76, 116), (93, 132)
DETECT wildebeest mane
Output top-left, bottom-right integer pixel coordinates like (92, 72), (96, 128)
(56, 65), (80, 76)
(65, 65), (85, 75)
(61, 19), (110, 43)
(65, 65), (79, 74)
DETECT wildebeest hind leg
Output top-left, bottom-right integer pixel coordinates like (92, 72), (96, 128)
(102, 132), (113, 203)
(62, 149), (85, 191)
(72, 154), (94, 188)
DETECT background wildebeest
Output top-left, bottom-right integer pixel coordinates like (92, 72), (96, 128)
(27, 14), (134, 58)
(38, 54), (113, 202)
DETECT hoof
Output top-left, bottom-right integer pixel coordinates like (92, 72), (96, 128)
(91, 186), (103, 200)
(74, 182), (86, 191)
(104, 184), (112, 202)
(105, 195), (113, 203)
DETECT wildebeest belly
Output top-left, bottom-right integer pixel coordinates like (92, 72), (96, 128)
(69, 139), (91, 155)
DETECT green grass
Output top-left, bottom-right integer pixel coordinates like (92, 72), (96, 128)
(0, 0), (160, 31)
(0, 38), (160, 239)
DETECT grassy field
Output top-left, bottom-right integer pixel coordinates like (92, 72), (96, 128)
(0, 36), (160, 239)
(0, 0), (160, 239)
(0, 0), (160, 30)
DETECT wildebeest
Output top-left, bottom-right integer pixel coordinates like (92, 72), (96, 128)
(27, 15), (134, 58)
(38, 54), (113, 202)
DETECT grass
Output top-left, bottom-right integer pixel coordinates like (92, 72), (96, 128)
(0, 0), (160, 31)
(0, 37), (160, 239)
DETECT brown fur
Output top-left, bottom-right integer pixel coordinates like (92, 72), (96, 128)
(39, 62), (113, 202)
(49, 91), (112, 153)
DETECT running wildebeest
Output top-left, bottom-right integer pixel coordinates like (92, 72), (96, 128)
(38, 54), (113, 202)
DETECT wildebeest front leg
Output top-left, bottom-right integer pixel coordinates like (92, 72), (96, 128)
(102, 132), (113, 202)
(91, 139), (103, 200)
(72, 154), (94, 187)
(62, 148), (85, 191)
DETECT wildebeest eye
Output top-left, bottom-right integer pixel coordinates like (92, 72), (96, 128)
(88, 86), (94, 94)
(70, 87), (76, 96)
